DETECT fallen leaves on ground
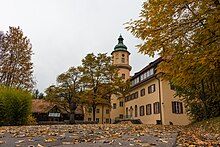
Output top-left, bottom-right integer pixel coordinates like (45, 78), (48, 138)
(0, 124), (219, 146)
(176, 125), (220, 146)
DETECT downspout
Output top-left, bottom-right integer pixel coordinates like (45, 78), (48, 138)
(155, 77), (163, 125)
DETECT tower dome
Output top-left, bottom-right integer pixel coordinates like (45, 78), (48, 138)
(114, 35), (127, 51)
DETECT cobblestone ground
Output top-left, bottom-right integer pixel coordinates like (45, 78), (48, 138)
(0, 124), (178, 147)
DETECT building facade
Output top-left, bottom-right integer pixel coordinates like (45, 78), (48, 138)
(84, 105), (111, 124)
(109, 35), (190, 125)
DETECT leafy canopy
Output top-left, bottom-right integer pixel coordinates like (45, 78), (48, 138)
(79, 53), (118, 121)
(126, 0), (220, 121)
(0, 26), (34, 91)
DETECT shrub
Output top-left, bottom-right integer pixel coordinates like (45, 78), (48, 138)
(0, 86), (32, 126)
(26, 114), (37, 125)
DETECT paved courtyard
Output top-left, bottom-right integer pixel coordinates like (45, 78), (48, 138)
(0, 124), (178, 147)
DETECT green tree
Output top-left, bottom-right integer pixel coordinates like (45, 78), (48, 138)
(0, 86), (32, 126)
(126, 0), (220, 121)
(45, 66), (82, 124)
(0, 26), (34, 91)
(79, 53), (118, 121)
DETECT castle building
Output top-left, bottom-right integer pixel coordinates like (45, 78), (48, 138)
(109, 35), (190, 125)
(84, 35), (190, 125)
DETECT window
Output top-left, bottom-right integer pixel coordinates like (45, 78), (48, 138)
(140, 74), (144, 81)
(134, 92), (138, 98)
(122, 73), (126, 79)
(135, 105), (138, 117)
(146, 104), (152, 115)
(126, 107), (128, 118)
(119, 101), (123, 107)
(148, 84), (156, 94)
(149, 68), (154, 76)
(172, 101), (183, 114)
(48, 113), (60, 117)
(88, 118), (92, 121)
(127, 95), (130, 101)
(135, 77), (140, 85)
(131, 80), (135, 86)
(96, 109), (100, 113)
(140, 88), (145, 96)
(122, 54), (125, 57)
(106, 118), (110, 123)
(140, 106), (145, 116)
(153, 102), (160, 114)
(119, 114), (123, 119)
(121, 58), (125, 63)
(125, 96), (128, 102)
(131, 93), (135, 100)
(113, 103), (116, 109)
(143, 72), (147, 79)
(96, 118), (99, 123)
(88, 107), (92, 113)
(106, 109), (109, 114)
(146, 71), (150, 77)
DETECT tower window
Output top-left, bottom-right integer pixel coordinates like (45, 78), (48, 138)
(121, 58), (125, 63)
(122, 54), (125, 57)
(122, 73), (125, 79)
(113, 103), (116, 109)
(106, 109), (110, 114)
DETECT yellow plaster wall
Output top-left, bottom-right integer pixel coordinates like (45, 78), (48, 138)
(125, 78), (161, 124)
(84, 105), (111, 124)
(160, 80), (190, 125)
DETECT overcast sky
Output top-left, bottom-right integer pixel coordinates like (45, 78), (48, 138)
(0, 0), (158, 93)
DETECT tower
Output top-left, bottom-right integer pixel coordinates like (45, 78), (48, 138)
(110, 35), (132, 123)
(111, 35), (131, 80)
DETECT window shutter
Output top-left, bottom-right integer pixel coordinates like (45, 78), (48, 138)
(172, 102), (175, 113)
(153, 84), (155, 92)
(153, 103), (156, 114)
(180, 102), (183, 114)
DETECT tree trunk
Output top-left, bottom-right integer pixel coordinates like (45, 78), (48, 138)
(201, 80), (208, 120)
(69, 101), (77, 124)
(69, 112), (75, 124)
